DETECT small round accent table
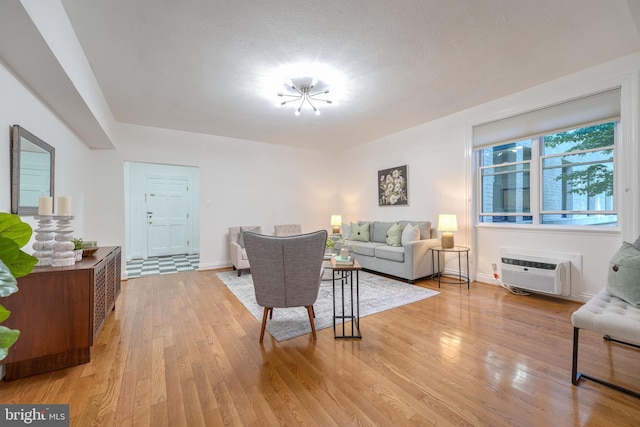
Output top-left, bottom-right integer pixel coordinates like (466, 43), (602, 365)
(430, 246), (470, 289)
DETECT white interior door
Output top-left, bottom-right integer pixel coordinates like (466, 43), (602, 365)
(146, 177), (190, 257)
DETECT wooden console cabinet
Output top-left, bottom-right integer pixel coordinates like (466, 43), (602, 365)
(2, 246), (121, 381)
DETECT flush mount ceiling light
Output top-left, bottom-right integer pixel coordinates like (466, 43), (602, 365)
(278, 78), (332, 116)
(262, 62), (346, 116)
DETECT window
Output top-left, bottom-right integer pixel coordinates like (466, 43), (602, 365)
(477, 122), (617, 226)
(479, 140), (532, 224)
(540, 122), (615, 225)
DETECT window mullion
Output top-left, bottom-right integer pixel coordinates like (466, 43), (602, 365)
(531, 138), (540, 226)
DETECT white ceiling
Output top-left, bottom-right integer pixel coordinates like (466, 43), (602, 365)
(51, 0), (640, 152)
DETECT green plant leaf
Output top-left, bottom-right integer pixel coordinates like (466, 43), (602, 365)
(0, 325), (20, 361)
(0, 239), (36, 279)
(0, 213), (37, 279)
(0, 304), (10, 323)
(0, 236), (19, 265)
(11, 251), (38, 279)
(0, 260), (18, 298)
(0, 213), (33, 248)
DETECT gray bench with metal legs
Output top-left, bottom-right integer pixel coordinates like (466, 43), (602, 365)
(571, 288), (640, 398)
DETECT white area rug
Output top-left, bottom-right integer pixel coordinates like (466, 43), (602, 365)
(217, 270), (439, 341)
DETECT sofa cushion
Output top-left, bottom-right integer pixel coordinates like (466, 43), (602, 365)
(372, 221), (394, 243)
(606, 242), (640, 307)
(350, 222), (370, 242)
(350, 241), (384, 257)
(401, 223), (421, 245)
(386, 223), (403, 247)
(375, 245), (405, 263)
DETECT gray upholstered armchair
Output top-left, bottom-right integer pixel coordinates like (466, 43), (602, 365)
(228, 226), (262, 276)
(243, 230), (328, 342)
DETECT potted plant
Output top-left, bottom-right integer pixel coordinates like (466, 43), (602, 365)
(325, 237), (336, 254)
(0, 213), (37, 361)
(73, 237), (83, 262)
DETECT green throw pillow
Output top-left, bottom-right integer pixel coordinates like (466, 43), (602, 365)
(386, 223), (403, 247)
(606, 242), (640, 307)
(350, 222), (370, 242)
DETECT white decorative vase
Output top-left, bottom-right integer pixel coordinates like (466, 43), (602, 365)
(75, 249), (83, 262)
(340, 246), (349, 259)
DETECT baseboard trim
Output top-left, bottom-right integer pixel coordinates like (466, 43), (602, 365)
(197, 261), (231, 271)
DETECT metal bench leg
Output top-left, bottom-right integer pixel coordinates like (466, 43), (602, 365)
(572, 327), (581, 385)
(572, 326), (640, 399)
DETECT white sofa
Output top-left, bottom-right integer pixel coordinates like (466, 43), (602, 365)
(339, 220), (442, 283)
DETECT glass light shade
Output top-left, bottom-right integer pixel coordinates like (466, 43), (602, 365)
(330, 214), (342, 234)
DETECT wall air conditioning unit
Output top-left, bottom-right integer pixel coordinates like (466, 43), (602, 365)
(500, 254), (571, 296)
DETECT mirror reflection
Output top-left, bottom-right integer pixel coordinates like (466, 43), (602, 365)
(11, 125), (55, 215)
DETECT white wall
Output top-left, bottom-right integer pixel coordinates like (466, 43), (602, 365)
(0, 58), (90, 241)
(340, 53), (640, 300)
(85, 123), (339, 271)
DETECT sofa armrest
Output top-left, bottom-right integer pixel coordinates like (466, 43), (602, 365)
(404, 237), (439, 256)
(404, 238), (442, 274)
(230, 240), (243, 265)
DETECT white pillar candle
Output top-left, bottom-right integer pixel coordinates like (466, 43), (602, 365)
(38, 196), (53, 215)
(57, 196), (72, 216)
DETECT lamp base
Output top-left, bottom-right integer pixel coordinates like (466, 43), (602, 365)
(332, 226), (341, 234)
(441, 232), (454, 249)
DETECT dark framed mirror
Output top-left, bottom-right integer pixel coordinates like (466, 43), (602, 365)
(10, 125), (55, 215)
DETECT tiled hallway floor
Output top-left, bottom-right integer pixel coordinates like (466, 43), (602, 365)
(126, 254), (199, 278)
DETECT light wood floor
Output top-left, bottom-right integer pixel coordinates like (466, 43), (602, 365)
(1, 269), (638, 426)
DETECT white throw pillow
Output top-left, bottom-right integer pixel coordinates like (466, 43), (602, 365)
(401, 223), (420, 245)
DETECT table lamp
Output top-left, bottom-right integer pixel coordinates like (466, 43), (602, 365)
(330, 214), (342, 234)
(438, 214), (457, 249)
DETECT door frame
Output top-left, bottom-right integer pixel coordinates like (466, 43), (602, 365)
(125, 161), (200, 262)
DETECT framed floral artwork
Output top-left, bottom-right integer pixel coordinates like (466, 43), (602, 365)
(378, 165), (408, 206)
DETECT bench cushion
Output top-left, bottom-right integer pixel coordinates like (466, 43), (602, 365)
(571, 288), (640, 345)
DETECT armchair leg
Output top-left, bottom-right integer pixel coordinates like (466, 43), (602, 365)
(305, 306), (317, 340)
(238, 269), (242, 277)
(259, 307), (271, 343)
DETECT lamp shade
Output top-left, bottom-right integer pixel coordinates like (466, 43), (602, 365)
(437, 214), (458, 232)
(330, 214), (342, 234)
